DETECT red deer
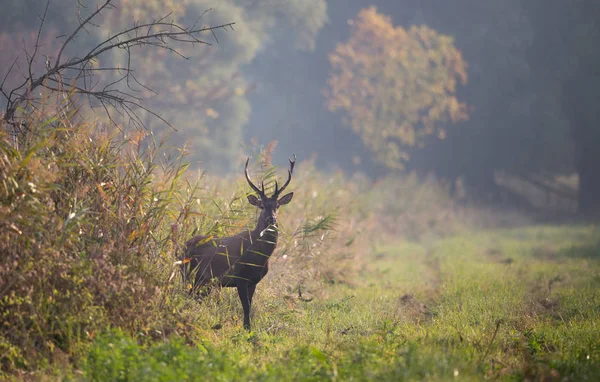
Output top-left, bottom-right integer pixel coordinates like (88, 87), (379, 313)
(182, 155), (295, 330)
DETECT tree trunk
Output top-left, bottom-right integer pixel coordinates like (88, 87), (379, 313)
(562, 65), (600, 219)
(575, 138), (600, 219)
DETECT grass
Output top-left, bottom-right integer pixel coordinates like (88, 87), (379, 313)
(70, 224), (599, 381)
(2, 107), (598, 380)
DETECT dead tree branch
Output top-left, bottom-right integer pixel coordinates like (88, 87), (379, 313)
(1, 0), (234, 131)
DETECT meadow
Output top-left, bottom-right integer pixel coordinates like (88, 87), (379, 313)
(80, 225), (600, 381)
(1, 111), (598, 381)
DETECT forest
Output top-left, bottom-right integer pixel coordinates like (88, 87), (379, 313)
(1, 0), (598, 380)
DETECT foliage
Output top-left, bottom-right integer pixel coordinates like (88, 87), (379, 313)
(0, 102), (186, 371)
(2, 93), (596, 380)
(83, 330), (252, 381)
(411, 0), (577, 189)
(0, 0), (328, 171)
(96, 0), (326, 171)
(0, 94), (477, 375)
(0, 99), (359, 372)
(325, 7), (468, 170)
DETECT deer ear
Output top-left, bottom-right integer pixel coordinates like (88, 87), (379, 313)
(277, 192), (294, 206)
(247, 194), (262, 207)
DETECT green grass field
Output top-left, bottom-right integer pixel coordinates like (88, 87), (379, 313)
(78, 225), (599, 381)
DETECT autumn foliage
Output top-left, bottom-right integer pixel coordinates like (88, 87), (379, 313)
(326, 7), (469, 169)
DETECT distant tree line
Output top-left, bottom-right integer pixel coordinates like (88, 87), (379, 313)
(0, 0), (327, 171)
(245, 0), (599, 217)
(1, 0), (598, 217)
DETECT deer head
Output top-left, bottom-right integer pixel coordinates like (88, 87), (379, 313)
(245, 154), (296, 227)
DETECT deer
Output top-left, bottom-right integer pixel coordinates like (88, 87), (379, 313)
(181, 155), (295, 330)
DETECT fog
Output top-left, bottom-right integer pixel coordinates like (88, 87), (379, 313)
(1, 0), (599, 216)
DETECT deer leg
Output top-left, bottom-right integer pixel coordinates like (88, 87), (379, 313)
(237, 282), (252, 330)
(246, 284), (257, 328)
(247, 283), (256, 305)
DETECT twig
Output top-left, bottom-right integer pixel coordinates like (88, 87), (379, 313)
(1, 0), (234, 132)
(480, 319), (502, 364)
(27, 0), (52, 83)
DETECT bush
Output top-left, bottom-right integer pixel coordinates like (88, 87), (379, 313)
(0, 110), (185, 370)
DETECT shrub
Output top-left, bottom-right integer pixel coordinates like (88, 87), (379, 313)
(0, 107), (194, 371)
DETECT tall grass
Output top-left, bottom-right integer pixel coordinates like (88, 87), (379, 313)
(0, 110), (186, 371)
(1, 100), (473, 375)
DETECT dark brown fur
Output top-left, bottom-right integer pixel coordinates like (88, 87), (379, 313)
(182, 155), (295, 330)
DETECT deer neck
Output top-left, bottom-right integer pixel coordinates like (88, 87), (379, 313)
(251, 216), (279, 247)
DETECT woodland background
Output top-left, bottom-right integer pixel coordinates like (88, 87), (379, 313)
(1, 0), (599, 379)
(2, 0), (598, 216)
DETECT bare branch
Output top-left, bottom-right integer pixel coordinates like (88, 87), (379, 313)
(54, 0), (112, 70)
(27, 0), (52, 83)
(2, 1), (234, 133)
(0, 58), (19, 101)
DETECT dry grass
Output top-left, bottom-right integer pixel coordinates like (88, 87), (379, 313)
(1, 99), (502, 376)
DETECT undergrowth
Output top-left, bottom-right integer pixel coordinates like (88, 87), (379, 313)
(69, 227), (600, 381)
(0, 99), (467, 376)
(2, 106), (597, 381)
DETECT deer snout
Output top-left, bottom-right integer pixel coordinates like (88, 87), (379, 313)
(264, 210), (279, 225)
(266, 215), (277, 225)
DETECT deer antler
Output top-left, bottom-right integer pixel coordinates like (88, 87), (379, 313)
(245, 157), (265, 197)
(273, 153), (296, 197)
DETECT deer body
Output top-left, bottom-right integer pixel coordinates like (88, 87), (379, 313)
(182, 156), (295, 330)
(184, 225), (277, 287)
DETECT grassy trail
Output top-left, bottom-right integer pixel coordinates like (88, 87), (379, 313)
(82, 225), (600, 381)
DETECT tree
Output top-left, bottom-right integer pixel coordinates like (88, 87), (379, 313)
(523, 0), (600, 217)
(1, 0), (328, 171)
(406, 0), (576, 199)
(0, 0), (233, 137)
(95, 0), (327, 171)
(325, 7), (468, 170)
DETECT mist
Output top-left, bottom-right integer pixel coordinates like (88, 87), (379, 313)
(1, 0), (599, 216)
(243, 0), (599, 219)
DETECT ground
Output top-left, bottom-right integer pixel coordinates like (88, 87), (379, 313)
(81, 224), (600, 381)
